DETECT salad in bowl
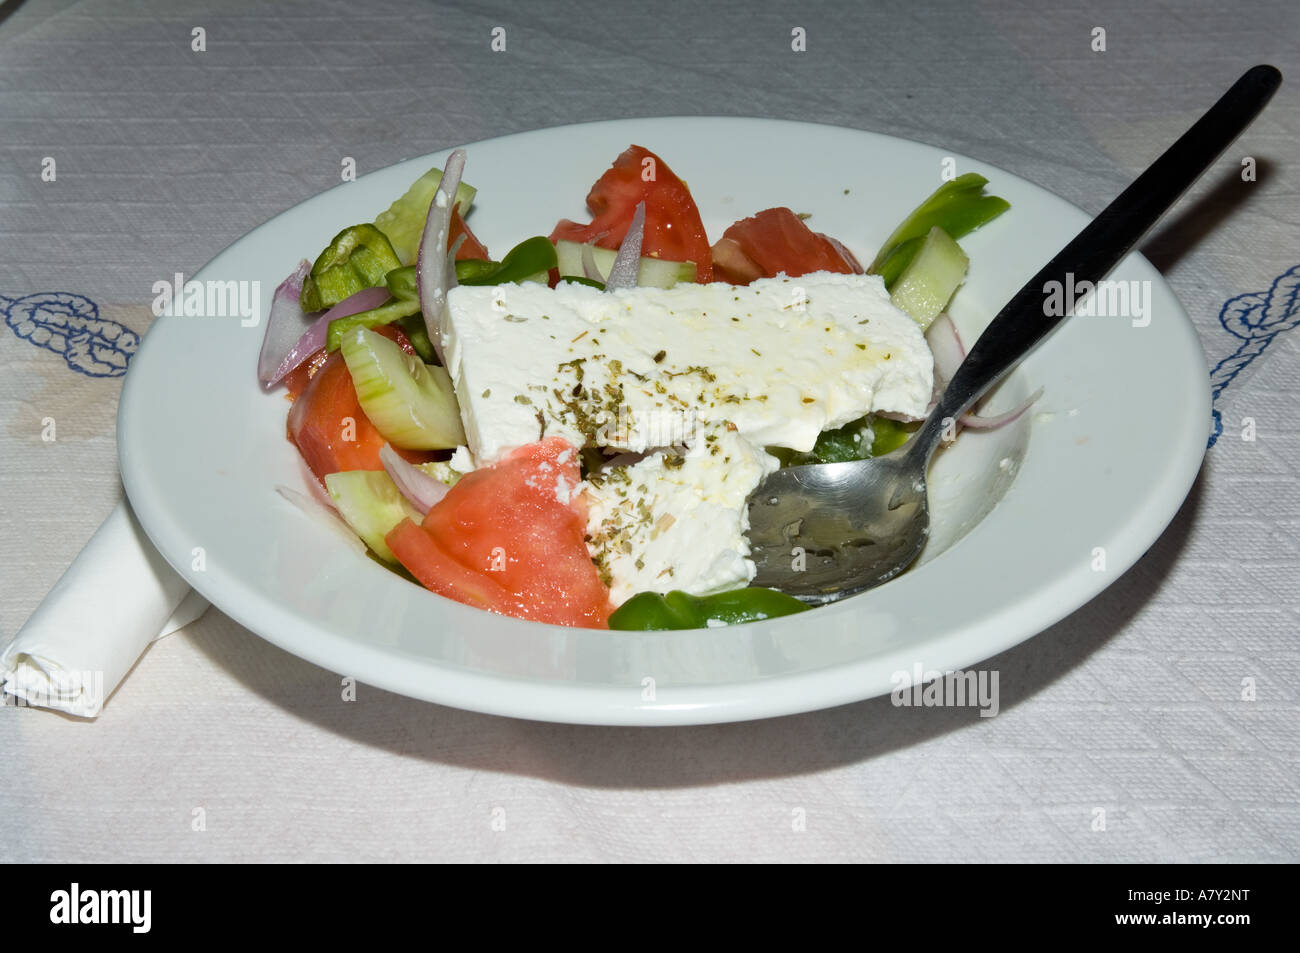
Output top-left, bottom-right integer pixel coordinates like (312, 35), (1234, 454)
(257, 144), (1017, 630)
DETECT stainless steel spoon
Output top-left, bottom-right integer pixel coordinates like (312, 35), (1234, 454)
(747, 64), (1281, 605)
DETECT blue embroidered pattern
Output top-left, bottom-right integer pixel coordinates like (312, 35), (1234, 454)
(2, 292), (138, 377)
(1207, 264), (1300, 448)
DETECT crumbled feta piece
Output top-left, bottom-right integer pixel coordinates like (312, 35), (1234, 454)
(582, 425), (778, 605)
(448, 445), (475, 473)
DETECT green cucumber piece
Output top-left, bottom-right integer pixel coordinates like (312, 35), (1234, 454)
(868, 173), (1008, 289)
(889, 226), (969, 330)
(340, 326), (466, 450)
(374, 167), (477, 267)
(554, 240), (696, 288)
(324, 470), (423, 564)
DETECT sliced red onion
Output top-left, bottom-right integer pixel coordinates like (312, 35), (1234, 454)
(822, 234), (865, 274)
(961, 387), (1044, 429)
(416, 148), (466, 364)
(605, 201), (645, 290)
(262, 285), (392, 388)
(926, 312), (966, 385)
(276, 485), (365, 554)
(380, 443), (450, 514)
(581, 241), (604, 282)
(920, 313), (1039, 432)
(447, 233), (466, 290)
(257, 259), (312, 384)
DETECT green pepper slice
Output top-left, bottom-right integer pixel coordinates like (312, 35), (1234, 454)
(454, 259), (504, 285)
(558, 275), (605, 290)
(386, 265), (418, 301)
(325, 296), (422, 353)
(397, 312), (437, 363)
(456, 236), (557, 287)
(869, 416), (911, 456)
(386, 263), (477, 301)
(608, 587), (810, 630)
(770, 414), (918, 467)
(384, 237), (558, 298)
(302, 224), (404, 312)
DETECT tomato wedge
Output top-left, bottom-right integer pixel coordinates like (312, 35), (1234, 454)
(386, 437), (614, 628)
(282, 346), (330, 401)
(549, 145), (713, 282)
(450, 205), (490, 261)
(286, 325), (434, 483)
(712, 207), (858, 284)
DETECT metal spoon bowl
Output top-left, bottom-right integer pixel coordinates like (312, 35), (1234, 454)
(747, 64), (1281, 603)
(749, 450), (928, 604)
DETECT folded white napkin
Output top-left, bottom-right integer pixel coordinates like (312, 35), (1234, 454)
(1, 499), (208, 717)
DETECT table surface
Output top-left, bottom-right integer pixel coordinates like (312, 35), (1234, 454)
(2, 0), (1298, 862)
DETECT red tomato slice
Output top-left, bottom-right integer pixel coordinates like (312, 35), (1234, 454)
(286, 325), (435, 484)
(450, 205), (490, 261)
(387, 519), (522, 613)
(283, 346), (330, 401)
(549, 145), (713, 282)
(287, 352), (388, 481)
(712, 207), (856, 283)
(386, 437), (614, 628)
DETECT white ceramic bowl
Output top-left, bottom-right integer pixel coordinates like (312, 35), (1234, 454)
(118, 117), (1209, 725)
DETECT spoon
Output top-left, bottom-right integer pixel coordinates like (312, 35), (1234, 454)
(747, 64), (1282, 605)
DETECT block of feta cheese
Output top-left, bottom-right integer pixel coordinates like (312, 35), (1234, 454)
(583, 424), (779, 605)
(442, 272), (933, 466)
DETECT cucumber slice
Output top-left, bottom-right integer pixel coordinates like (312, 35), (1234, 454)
(889, 226), (969, 330)
(374, 167), (477, 267)
(324, 470), (423, 564)
(867, 173), (1008, 284)
(340, 327), (466, 450)
(553, 240), (696, 288)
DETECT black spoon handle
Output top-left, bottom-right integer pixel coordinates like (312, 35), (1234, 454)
(910, 64), (1282, 462)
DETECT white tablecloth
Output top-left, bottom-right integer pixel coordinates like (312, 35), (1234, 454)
(2, 0), (1297, 861)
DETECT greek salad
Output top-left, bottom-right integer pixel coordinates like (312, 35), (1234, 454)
(257, 144), (1016, 630)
